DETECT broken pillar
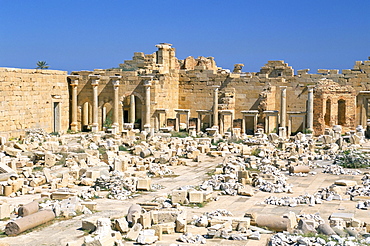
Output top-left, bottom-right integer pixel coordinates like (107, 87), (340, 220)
(5, 210), (55, 235)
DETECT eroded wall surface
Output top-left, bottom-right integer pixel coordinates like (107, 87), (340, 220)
(0, 68), (69, 138)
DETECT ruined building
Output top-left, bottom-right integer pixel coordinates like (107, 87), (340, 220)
(1, 43), (370, 137)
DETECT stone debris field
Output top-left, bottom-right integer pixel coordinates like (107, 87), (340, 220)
(0, 126), (370, 246)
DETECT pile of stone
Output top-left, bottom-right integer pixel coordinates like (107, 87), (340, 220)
(322, 164), (362, 175)
(177, 233), (206, 244)
(356, 200), (370, 209)
(189, 209), (263, 242)
(266, 211), (369, 246)
(296, 213), (325, 225)
(171, 186), (213, 204)
(147, 163), (174, 177)
(346, 174), (370, 198)
(264, 194), (316, 207)
(268, 232), (370, 246)
(263, 185), (344, 207)
(93, 173), (152, 200)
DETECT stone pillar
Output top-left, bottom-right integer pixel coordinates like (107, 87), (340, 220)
(220, 114), (224, 135)
(130, 94), (135, 124)
(175, 113), (180, 132)
(90, 75), (100, 133)
(242, 116), (246, 134)
(197, 112), (201, 132)
(254, 114), (258, 133)
(186, 112), (189, 132)
(111, 76), (121, 134)
(230, 112), (234, 133)
(213, 86), (219, 128)
(68, 76), (79, 132)
(143, 79), (152, 130)
(307, 85), (314, 132)
(280, 86), (287, 128)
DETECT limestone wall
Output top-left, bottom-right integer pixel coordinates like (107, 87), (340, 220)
(0, 68), (69, 138)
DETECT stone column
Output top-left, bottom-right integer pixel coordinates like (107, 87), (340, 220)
(230, 112), (234, 133)
(68, 76), (79, 132)
(242, 115), (246, 134)
(307, 85), (314, 132)
(254, 114), (258, 133)
(186, 111), (189, 132)
(111, 76), (121, 134)
(90, 75), (100, 133)
(130, 94), (135, 124)
(175, 113), (180, 132)
(220, 114), (224, 135)
(280, 86), (287, 128)
(213, 86), (219, 128)
(143, 79), (152, 130)
(197, 112), (201, 132)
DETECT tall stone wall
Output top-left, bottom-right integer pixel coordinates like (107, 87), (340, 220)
(0, 68), (69, 138)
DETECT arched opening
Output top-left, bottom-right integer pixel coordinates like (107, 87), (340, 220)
(324, 99), (331, 126)
(102, 102), (113, 130)
(81, 102), (92, 132)
(338, 99), (346, 125)
(134, 96), (143, 129)
(121, 97), (130, 124)
(121, 94), (144, 129)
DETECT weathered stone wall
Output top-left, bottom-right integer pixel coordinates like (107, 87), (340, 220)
(0, 68), (69, 138)
(71, 69), (179, 131)
(69, 44), (370, 135)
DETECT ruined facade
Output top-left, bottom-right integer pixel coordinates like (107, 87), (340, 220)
(0, 68), (69, 138)
(1, 44), (370, 137)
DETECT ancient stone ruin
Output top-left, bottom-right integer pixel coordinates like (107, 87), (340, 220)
(0, 44), (370, 245)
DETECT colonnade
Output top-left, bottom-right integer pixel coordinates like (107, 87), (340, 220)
(68, 77), (315, 136)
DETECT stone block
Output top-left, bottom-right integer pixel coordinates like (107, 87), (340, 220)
(237, 186), (254, 196)
(189, 191), (204, 203)
(330, 212), (354, 222)
(158, 222), (175, 234)
(0, 202), (10, 219)
(81, 201), (97, 211)
(126, 223), (142, 241)
(334, 180), (357, 186)
(171, 190), (188, 204)
(139, 212), (152, 229)
(114, 218), (129, 233)
(150, 224), (162, 241)
(136, 178), (151, 191)
(85, 170), (100, 181)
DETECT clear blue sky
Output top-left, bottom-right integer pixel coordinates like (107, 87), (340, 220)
(1, 0), (370, 73)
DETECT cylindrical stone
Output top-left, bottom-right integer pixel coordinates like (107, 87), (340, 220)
(18, 201), (39, 217)
(289, 165), (310, 173)
(127, 204), (141, 224)
(5, 210), (55, 235)
(317, 223), (336, 235)
(140, 149), (152, 158)
(255, 215), (289, 232)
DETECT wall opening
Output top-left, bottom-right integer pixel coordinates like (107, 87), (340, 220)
(338, 99), (346, 125)
(53, 102), (60, 133)
(324, 99), (331, 126)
